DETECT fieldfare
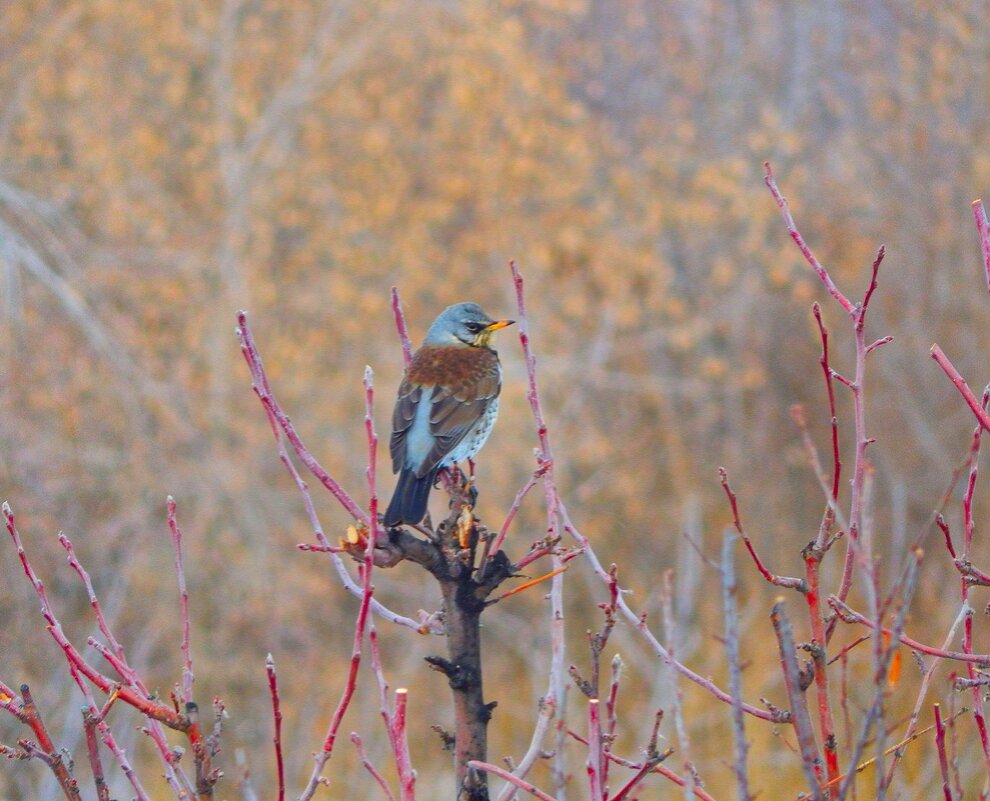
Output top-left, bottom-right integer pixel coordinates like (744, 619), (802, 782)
(384, 302), (514, 527)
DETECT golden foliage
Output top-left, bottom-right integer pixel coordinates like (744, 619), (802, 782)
(2, 0), (990, 797)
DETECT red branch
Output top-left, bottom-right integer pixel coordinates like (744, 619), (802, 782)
(490, 461), (550, 561)
(764, 162), (854, 314)
(930, 345), (990, 434)
(719, 467), (804, 590)
(19, 685), (80, 800)
(351, 733), (397, 801)
(390, 286), (413, 366)
(298, 368), (380, 800)
(82, 709), (110, 801)
(586, 698), (603, 800)
(959, 385), (990, 771)
(828, 596), (990, 664)
(567, 730), (717, 801)
(469, 761), (556, 801)
(57, 530), (189, 783)
(934, 704), (953, 801)
(3, 503), (190, 731)
(765, 163), (887, 646)
(237, 311), (369, 523)
(266, 654), (285, 801)
(236, 312), (427, 633)
(812, 303), (841, 503)
(392, 688), (415, 801)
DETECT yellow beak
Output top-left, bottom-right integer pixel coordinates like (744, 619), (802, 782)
(484, 319), (515, 332)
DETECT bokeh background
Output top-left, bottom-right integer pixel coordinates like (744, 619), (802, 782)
(3, 1), (990, 798)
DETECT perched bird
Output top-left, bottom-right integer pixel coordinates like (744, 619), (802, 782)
(384, 302), (514, 527)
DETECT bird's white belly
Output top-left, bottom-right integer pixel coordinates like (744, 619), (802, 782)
(443, 397), (499, 466)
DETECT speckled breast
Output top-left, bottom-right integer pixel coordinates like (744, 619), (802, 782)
(443, 397), (500, 466)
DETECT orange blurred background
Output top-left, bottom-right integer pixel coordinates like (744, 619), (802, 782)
(2, 1), (990, 797)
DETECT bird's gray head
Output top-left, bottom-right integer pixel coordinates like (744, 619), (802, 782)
(424, 302), (515, 348)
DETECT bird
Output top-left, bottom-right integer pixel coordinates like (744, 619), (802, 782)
(384, 302), (514, 527)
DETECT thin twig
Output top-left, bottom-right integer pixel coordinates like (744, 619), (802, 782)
(166, 496), (194, 705)
(470, 761), (556, 801)
(934, 704), (954, 801)
(883, 601), (969, 787)
(390, 286), (413, 366)
(764, 162), (854, 313)
(351, 733), (397, 801)
(266, 654), (285, 801)
(586, 697), (604, 800)
(392, 688), (415, 801)
(958, 384), (990, 774)
(567, 729), (717, 801)
(719, 467), (804, 590)
(930, 345), (990, 435)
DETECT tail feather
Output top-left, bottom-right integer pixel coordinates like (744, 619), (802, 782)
(384, 466), (438, 527)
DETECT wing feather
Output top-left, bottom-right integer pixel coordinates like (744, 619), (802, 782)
(390, 347), (502, 478)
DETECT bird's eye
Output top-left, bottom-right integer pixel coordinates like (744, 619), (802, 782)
(464, 322), (483, 334)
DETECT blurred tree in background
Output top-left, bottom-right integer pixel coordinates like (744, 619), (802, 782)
(2, 1), (989, 797)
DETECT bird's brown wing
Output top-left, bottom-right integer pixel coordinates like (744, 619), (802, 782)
(419, 371), (500, 474)
(390, 377), (422, 474)
(390, 347), (502, 477)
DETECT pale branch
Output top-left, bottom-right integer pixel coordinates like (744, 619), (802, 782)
(770, 600), (824, 800)
(721, 532), (752, 801)
(166, 496), (194, 706)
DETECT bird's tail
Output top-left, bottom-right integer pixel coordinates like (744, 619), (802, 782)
(384, 466), (438, 527)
